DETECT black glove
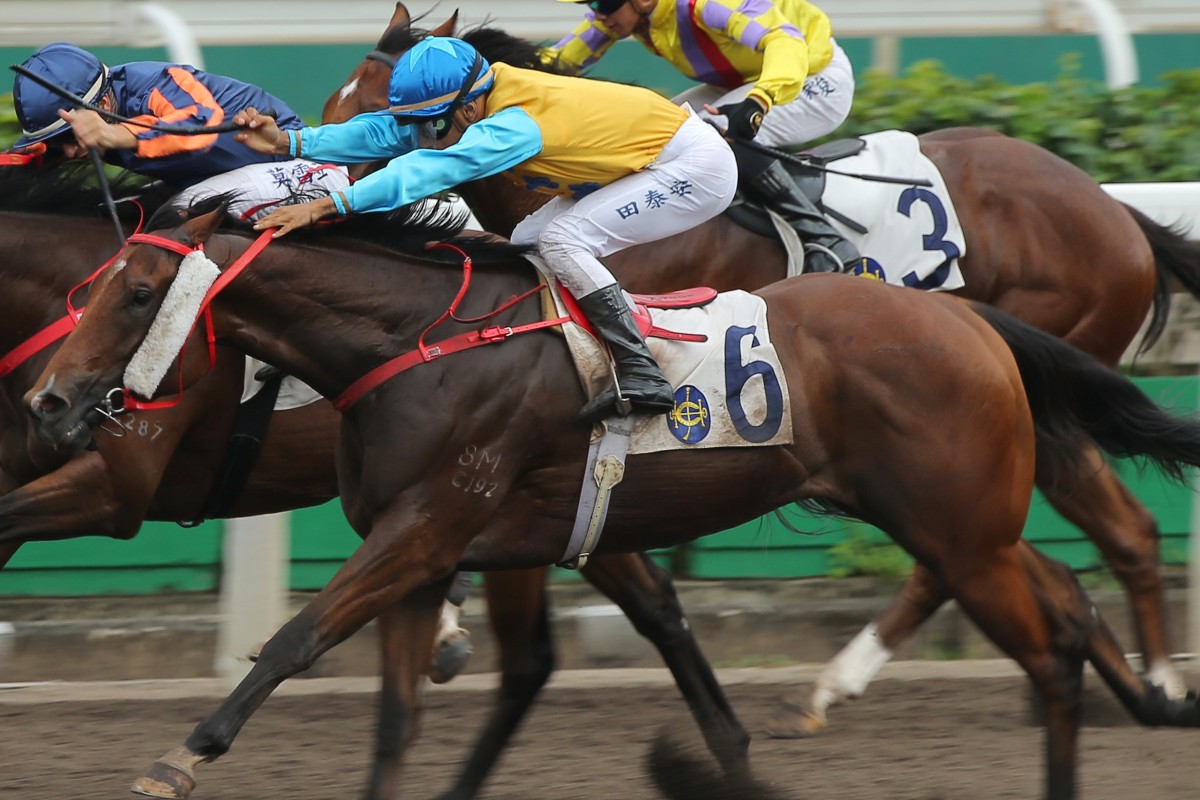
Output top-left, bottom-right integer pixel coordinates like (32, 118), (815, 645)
(715, 98), (765, 141)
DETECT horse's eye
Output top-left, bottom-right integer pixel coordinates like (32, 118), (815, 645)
(131, 287), (155, 308)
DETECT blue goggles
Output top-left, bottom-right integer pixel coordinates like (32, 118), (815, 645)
(583, 0), (627, 15)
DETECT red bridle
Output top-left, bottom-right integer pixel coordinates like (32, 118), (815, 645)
(96, 229), (275, 414)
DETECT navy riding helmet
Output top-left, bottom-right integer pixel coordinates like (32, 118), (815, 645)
(13, 42), (111, 149)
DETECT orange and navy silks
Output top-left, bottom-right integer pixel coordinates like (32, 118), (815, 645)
(102, 62), (304, 186)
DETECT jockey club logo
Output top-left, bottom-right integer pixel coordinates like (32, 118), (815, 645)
(668, 385), (711, 444)
(846, 256), (887, 282)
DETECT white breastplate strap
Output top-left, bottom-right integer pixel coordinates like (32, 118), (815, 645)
(124, 249), (222, 398)
(558, 415), (634, 570)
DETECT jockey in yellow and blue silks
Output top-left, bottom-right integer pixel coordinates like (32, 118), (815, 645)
(548, 0), (859, 273)
(234, 36), (738, 423)
(10, 42), (349, 221)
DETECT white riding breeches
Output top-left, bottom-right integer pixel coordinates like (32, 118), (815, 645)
(676, 41), (855, 149)
(171, 160), (352, 222)
(510, 112), (737, 298)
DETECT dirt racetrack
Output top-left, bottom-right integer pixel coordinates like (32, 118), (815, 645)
(2, 664), (1197, 800)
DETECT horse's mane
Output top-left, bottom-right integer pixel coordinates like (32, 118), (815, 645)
(151, 192), (533, 267)
(0, 162), (177, 219)
(378, 22), (573, 77)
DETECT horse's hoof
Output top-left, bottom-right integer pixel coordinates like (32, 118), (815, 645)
(429, 629), (473, 685)
(130, 746), (202, 799)
(762, 703), (827, 739)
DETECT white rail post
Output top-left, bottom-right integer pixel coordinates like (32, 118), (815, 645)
(215, 512), (290, 688)
(1072, 0), (1139, 89)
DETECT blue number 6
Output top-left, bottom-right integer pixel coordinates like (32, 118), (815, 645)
(724, 325), (784, 443)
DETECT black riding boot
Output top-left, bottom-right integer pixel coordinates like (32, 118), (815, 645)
(576, 284), (676, 423)
(749, 160), (860, 273)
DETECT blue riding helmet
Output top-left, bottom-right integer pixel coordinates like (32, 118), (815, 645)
(12, 42), (111, 149)
(383, 37), (494, 139)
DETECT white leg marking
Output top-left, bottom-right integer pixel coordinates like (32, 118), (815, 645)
(810, 623), (894, 715)
(1146, 658), (1188, 700)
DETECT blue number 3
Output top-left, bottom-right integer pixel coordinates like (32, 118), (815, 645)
(898, 187), (962, 290)
(724, 325), (784, 443)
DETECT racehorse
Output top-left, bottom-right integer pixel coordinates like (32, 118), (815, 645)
(26, 201), (1200, 800)
(0, 165), (750, 795)
(324, 3), (1200, 738)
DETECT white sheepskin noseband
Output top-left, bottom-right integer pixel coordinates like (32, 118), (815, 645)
(123, 248), (222, 398)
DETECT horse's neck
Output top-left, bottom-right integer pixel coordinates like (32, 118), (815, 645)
(213, 240), (535, 399)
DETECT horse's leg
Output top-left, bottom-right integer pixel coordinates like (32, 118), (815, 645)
(935, 541), (1089, 800)
(0, 453), (149, 545)
(1038, 442), (1182, 695)
(429, 571), (475, 684)
(580, 553), (750, 774)
(0, 541), (20, 570)
(360, 600), (444, 800)
(435, 568), (555, 800)
(763, 562), (949, 738)
(129, 514), (457, 800)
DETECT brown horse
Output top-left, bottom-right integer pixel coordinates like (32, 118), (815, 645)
(0, 166), (751, 795)
(26, 201), (1200, 800)
(324, 5), (1200, 736)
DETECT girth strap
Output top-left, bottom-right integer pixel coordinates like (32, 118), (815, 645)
(558, 415), (634, 570)
(179, 372), (285, 527)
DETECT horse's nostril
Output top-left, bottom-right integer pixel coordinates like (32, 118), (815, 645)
(29, 391), (66, 420)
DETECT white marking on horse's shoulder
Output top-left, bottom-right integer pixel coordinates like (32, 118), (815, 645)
(338, 78), (360, 102)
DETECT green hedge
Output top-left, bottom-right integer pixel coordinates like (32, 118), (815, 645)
(3, 59), (1198, 182)
(836, 59), (1200, 183)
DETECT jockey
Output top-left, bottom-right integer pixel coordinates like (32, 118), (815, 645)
(10, 41), (350, 221)
(547, 0), (859, 273)
(235, 36), (738, 423)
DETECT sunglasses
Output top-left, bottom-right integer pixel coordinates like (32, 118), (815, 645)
(584, 0), (628, 15)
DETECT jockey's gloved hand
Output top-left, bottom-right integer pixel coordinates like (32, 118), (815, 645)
(716, 98), (765, 141)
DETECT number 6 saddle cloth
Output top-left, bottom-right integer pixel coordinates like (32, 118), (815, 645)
(532, 258), (794, 455)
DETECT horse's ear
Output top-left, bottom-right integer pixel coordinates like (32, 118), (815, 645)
(430, 10), (459, 37)
(388, 2), (411, 30)
(183, 202), (228, 246)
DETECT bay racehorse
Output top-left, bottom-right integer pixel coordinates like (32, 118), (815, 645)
(26, 200), (1200, 800)
(0, 164), (750, 794)
(324, 3), (1200, 736)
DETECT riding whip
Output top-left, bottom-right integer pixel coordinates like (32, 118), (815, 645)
(705, 118), (933, 188)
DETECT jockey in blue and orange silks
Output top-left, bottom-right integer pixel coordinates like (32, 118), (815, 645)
(10, 42), (350, 220)
(546, 0), (859, 273)
(234, 36), (739, 424)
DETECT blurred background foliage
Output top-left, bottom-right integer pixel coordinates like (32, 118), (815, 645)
(0, 57), (1197, 183)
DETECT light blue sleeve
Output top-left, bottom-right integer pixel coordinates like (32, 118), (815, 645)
(342, 107), (544, 214)
(296, 113), (420, 165)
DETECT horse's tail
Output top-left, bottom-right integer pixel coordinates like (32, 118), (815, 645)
(1125, 203), (1200, 354)
(968, 302), (1200, 485)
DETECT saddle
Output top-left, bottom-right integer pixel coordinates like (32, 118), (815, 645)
(724, 137), (867, 238)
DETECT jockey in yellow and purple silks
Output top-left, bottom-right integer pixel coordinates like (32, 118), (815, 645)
(233, 36), (738, 424)
(10, 42), (350, 221)
(548, 0), (859, 274)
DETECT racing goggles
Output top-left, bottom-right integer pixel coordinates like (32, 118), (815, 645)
(583, 0), (627, 15)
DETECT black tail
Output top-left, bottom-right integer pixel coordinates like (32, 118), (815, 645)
(970, 302), (1200, 485)
(1125, 203), (1200, 354)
